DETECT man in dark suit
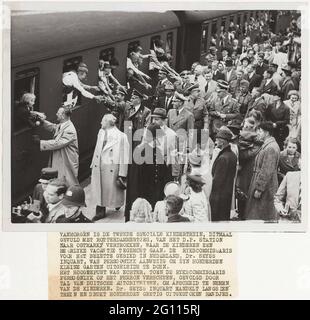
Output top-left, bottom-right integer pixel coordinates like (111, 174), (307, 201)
(223, 58), (237, 84)
(259, 68), (278, 96)
(212, 61), (226, 81)
(245, 87), (267, 119)
(210, 129), (237, 221)
(280, 65), (297, 101)
(156, 82), (175, 112)
(255, 53), (268, 76)
(245, 64), (262, 92)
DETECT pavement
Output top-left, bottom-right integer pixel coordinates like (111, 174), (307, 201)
(81, 177), (125, 223)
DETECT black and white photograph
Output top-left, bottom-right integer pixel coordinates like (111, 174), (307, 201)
(4, 2), (307, 230)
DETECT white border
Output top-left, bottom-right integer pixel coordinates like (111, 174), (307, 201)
(2, 1), (309, 232)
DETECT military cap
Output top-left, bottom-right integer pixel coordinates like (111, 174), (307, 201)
(151, 108), (167, 119)
(187, 83), (200, 92)
(131, 89), (144, 99)
(115, 86), (127, 95)
(39, 168), (58, 183)
(281, 64), (292, 74)
(217, 80), (229, 90)
(173, 91), (187, 102)
(164, 82), (175, 91)
(62, 185), (86, 207)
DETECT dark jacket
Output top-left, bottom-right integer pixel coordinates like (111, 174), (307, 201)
(245, 136), (280, 221)
(244, 72), (262, 92)
(168, 214), (190, 222)
(212, 70), (225, 82)
(210, 144), (237, 221)
(260, 79), (278, 95)
(56, 210), (91, 223)
(156, 95), (174, 112)
(255, 63), (268, 76)
(280, 77), (296, 101)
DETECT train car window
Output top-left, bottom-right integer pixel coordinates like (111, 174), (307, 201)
(221, 17), (226, 31)
(166, 32), (173, 55)
(13, 68), (40, 131)
(201, 23), (209, 54)
(63, 56), (82, 73)
(62, 56), (83, 108)
(150, 35), (161, 50)
(211, 20), (218, 45)
(127, 40), (140, 56)
(99, 48), (115, 62)
(237, 13), (243, 27)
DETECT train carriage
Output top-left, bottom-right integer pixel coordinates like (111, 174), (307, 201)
(11, 9), (295, 206)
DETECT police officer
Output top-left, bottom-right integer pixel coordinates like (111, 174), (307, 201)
(209, 80), (240, 140)
(56, 185), (91, 223)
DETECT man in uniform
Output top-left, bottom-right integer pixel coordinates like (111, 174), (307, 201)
(235, 79), (252, 118)
(156, 82), (175, 112)
(209, 80), (240, 140)
(155, 69), (169, 98)
(62, 62), (103, 108)
(184, 83), (209, 147)
(167, 92), (195, 154)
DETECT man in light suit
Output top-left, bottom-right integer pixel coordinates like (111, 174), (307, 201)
(33, 106), (79, 186)
(91, 114), (129, 221)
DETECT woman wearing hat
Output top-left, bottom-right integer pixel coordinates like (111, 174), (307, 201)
(283, 90), (301, 138)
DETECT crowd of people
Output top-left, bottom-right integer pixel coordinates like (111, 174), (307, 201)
(13, 11), (302, 224)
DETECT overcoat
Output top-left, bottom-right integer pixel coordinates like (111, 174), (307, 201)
(40, 120), (79, 186)
(245, 136), (280, 220)
(210, 144), (237, 221)
(90, 126), (129, 208)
